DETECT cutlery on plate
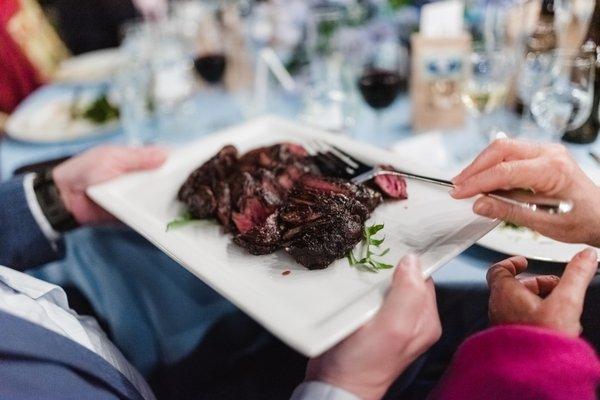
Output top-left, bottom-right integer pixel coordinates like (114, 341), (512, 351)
(308, 140), (573, 215)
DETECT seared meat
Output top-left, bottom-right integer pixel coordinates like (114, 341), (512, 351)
(299, 175), (382, 212)
(178, 145), (238, 219)
(279, 175), (372, 269)
(373, 165), (408, 199)
(176, 143), (407, 269)
(234, 213), (281, 255)
(187, 186), (216, 219)
(284, 214), (364, 270)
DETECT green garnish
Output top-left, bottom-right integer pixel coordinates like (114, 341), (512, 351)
(501, 221), (523, 230)
(77, 94), (120, 124)
(346, 223), (394, 272)
(166, 211), (199, 231)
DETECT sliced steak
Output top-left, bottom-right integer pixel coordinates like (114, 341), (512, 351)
(298, 175), (382, 212)
(234, 213), (281, 255)
(186, 185), (217, 219)
(176, 142), (406, 270)
(178, 145), (238, 204)
(279, 177), (372, 269)
(283, 213), (364, 270)
(373, 165), (408, 199)
(232, 197), (275, 235)
(214, 181), (232, 229)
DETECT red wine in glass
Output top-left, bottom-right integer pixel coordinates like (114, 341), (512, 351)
(358, 69), (402, 109)
(194, 54), (227, 84)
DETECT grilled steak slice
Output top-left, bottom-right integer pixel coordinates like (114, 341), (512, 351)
(176, 143), (405, 270)
(279, 176), (373, 269)
(283, 213), (364, 270)
(373, 165), (408, 199)
(298, 175), (382, 212)
(234, 213), (281, 255)
(214, 181), (232, 229)
(178, 145), (238, 204)
(186, 185), (217, 219)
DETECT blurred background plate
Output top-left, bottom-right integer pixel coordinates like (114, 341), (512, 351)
(53, 48), (124, 84)
(393, 130), (600, 262)
(5, 85), (121, 144)
(477, 224), (598, 263)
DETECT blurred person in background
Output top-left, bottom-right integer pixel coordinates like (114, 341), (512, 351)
(0, 0), (165, 120)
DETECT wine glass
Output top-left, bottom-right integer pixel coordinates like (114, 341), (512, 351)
(356, 22), (406, 128)
(517, 50), (555, 134)
(530, 51), (595, 141)
(193, 9), (228, 86)
(460, 48), (513, 146)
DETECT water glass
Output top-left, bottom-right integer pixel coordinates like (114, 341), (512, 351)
(530, 51), (595, 141)
(460, 49), (512, 137)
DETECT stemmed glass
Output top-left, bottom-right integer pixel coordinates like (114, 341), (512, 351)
(459, 48), (513, 147)
(517, 51), (555, 133)
(530, 51), (595, 141)
(193, 10), (228, 86)
(356, 23), (405, 128)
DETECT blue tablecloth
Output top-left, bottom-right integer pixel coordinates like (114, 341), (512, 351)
(2, 88), (600, 377)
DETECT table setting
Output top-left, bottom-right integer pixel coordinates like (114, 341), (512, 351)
(2, 0), (600, 357)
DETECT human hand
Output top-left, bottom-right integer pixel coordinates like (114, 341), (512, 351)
(451, 139), (600, 247)
(305, 254), (441, 400)
(487, 248), (598, 337)
(53, 146), (167, 225)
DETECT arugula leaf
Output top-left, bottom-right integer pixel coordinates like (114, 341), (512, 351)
(77, 94), (120, 124)
(347, 223), (393, 273)
(367, 224), (385, 236)
(166, 212), (198, 231)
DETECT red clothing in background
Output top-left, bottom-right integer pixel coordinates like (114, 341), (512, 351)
(0, 0), (42, 113)
(430, 325), (600, 400)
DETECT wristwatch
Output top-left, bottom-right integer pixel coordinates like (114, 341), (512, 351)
(33, 170), (79, 233)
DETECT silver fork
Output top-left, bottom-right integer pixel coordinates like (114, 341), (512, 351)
(307, 140), (573, 215)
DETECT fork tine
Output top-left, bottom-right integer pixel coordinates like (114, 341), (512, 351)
(307, 139), (357, 179)
(320, 152), (357, 178)
(315, 140), (372, 174)
(328, 143), (372, 172)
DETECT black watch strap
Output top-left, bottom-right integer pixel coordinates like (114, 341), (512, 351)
(33, 170), (79, 233)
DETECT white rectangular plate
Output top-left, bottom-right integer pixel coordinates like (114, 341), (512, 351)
(88, 116), (499, 357)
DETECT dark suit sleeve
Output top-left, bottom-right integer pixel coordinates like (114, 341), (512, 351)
(0, 176), (65, 270)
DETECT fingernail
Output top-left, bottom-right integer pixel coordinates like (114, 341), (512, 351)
(581, 247), (597, 261)
(450, 185), (461, 197)
(474, 200), (493, 216)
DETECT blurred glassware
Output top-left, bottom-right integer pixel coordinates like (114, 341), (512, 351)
(300, 3), (353, 132)
(555, 0), (595, 48)
(117, 18), (200, 143)
(517, 50), (555, 130)
(356, 19), (406, 126)
(193, 9), (228, 85)
(530, 50), (595, 141)
(460, 48), (513, 145)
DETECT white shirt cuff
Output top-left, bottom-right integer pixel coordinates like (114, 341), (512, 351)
(23, 173), (61, 244)
(290, 381), (361, 400)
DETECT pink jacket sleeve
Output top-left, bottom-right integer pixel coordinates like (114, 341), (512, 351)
(429, 325), (600, 400)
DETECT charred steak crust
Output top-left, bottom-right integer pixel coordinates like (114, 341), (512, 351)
(176, 144), (406, 269)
